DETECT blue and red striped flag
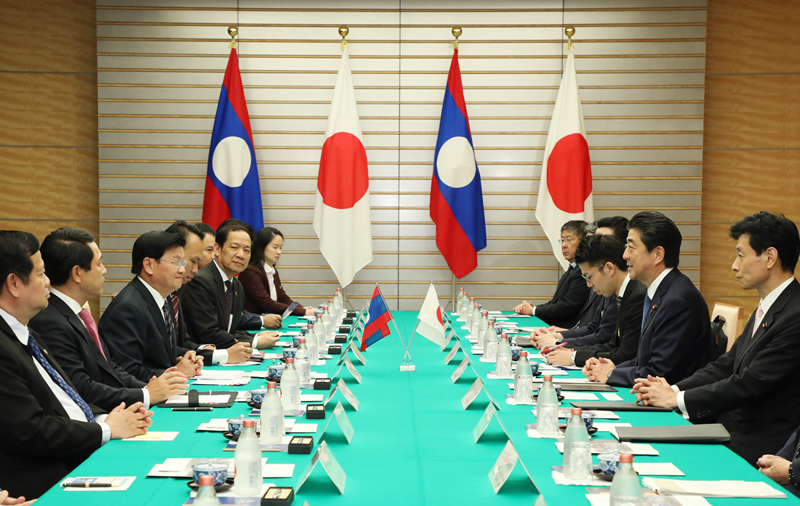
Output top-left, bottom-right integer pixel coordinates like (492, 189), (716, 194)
(429, 47), (487, 279)
(202, 48), (264, 231)
(360, 285), (393, 351)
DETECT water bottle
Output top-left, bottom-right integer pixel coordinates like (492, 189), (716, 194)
(478, 320), (494, 350)
(234, 419), (262, 495)
(465, 298), (475, 328)
(485, 329), (500, 362)
(314, 310), (326, 342)
(260, 381), (284, 444)
(334, 288), (343, 321)
(280, 358), (300, 411)
(306, 327), (319, 365)
(563, 408), (590, 478)
(536, 375), (559, 436)
(513, 351), (533, 403)
(456, 287), (465, 308)
(295, 339), (310, 385)
(610, 454), (643, 506)
(479, 310), (489, 335)
(459, 292), (470, 319)
(194, 475), (222, 506)
(496, 334), (512, 378)
(471, 303), (481, 331)
(322, 306), (333, 341)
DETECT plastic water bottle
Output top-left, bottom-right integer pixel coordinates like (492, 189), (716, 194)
(471, 303), (481, 329)
(194, 475), (222, 506)
(334, 289), (344, 321)
(536, 375), (559, 436)
(260, 381), (284, 444)
(485, 329), (500, 362)
(610, 454), (643, 506)
(563, 407), (590, 478)
(306, 328), (319, 365)
(322, 305), (333, 340)
(478, 320), (494, 350)
(479, 310), (489, 335)
(496, 334), (512, 378)
(514, 351), (533, 403)
(280, 358), (300, 411)
(234, 419), (262, 495)
(459, 292), (470, 319)
(465, 298), (475, 328)
(295, 338), (310, 385)
(314, 310), (326, 341)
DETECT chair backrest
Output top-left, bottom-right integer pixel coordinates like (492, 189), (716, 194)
(711, 303), (745, 351)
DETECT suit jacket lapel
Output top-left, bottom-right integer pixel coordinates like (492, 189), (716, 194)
(640, 270), (678, 337)
(208, 262), (228, 328)
(132, 278), (173, 358)
(734, 280), (799, 370)
(52, 296), (119, 377)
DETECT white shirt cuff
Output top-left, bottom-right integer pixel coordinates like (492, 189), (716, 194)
(97, 420), (111, 445)
(212, 349), (228, 365)
(676, 390), (689, 418)
(251, 336), (259, 349)
(531, 306), (536, 316)
(570, 351), (577, 365)
(141, 388), (151, 409)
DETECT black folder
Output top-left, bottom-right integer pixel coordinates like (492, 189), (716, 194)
(615, 423), (731, 444)
(569, 401), (674, 412)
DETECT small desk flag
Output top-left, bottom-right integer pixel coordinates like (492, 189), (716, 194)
(360, 285), (393, 351)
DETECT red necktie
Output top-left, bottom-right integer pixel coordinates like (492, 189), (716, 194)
(170, 291), (180, 332)
(78, 308), (107, 361)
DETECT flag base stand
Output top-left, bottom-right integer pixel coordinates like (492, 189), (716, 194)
(396, 319), (415, 372)
(399, 364), (416, 372)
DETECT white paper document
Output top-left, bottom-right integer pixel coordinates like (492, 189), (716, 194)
(263, 463), (294, 478)
(642, 478), (786, 498)
(562, 392), (598, 401)
(633, 462), (685, 476)
(601, 393), (623, 401)
(593, 422), (632, 433)
(61, 476), (136, 491)
(165, 394), (231, 405)
(585, 493), (711, 506)
(122, 431), (178, 441)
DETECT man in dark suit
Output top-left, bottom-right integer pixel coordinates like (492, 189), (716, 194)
(544, 234), (647, 367)
(532, 217), (631, 348)
(100, 231), (203, 382)
(29, 227), (188, 411)
(0, 230), (151, 498)
(513, 220), (591, 328)
(759, 423), (800, 497)
(165, 220), (251, 365)
(583, 211), (712, 386)
(181, 219), (279, 350)
(634, 212), (800, 466)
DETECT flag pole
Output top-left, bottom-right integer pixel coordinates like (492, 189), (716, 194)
(375, 283), (413, 372)
(448, 274), (456, 310)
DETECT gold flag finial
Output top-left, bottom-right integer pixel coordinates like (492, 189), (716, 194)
(228, 25), (238, 49)
(452, 26), (462, 50)
(339, 25), (349, 51)
(565, 25), (575, 50)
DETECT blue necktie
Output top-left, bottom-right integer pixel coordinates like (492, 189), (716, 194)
(27, 331), (96, 423)
(641, 294), (652, 333)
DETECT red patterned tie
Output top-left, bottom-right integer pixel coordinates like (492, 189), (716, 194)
(78, 308), (107, 361)
(170, 291), (180, 332)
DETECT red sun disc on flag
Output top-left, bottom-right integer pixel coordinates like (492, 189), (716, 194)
(546, 133), (592, 213)
(318, 132), (369, 209)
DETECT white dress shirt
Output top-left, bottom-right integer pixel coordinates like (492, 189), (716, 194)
(672, 276), (796, 416)
(50, 288), (151, 409)
(264, 262), (278, 300)
(0, 306), (111, 444)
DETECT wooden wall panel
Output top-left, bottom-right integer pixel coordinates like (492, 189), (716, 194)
(701, 0), (800, 319)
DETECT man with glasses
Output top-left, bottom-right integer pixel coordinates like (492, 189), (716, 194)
(99, 231), (204, 382)
(513, 220), (591, 329)
(543, 234), (646, 367)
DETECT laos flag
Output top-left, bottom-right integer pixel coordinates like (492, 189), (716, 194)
(202, 48), (264, 231)
(430, 48), (487, 279)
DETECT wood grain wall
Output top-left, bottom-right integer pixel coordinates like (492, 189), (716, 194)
(0, 0), (100, 315)
(701, 0), (800, 320)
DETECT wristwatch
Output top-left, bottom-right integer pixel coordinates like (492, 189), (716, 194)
(790, 462), (795, 486)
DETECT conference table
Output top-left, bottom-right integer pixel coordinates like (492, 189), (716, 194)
(37, 311), (798, 506)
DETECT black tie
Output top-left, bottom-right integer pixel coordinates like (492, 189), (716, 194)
(224, 280), (234, 325)
(162, 299), (176, 351)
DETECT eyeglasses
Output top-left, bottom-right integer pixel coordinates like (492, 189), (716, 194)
(558, 237), (577, 244)
(581, 265), (602, 282)
(158, 258), (187, 268)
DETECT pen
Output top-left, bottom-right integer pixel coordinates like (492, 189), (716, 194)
(543, 342), (567, 354)
(62, 483), (119, 488)
(172, 407), (213, 411)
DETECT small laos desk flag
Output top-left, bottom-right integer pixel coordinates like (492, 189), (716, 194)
(430, 47), (487, 279)
(360, 285), (393, 351)
(202, 48), (264, 231)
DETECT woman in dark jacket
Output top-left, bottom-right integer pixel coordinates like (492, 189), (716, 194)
(239, 227), (316, 316)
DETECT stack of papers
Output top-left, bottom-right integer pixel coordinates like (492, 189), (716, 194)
(192, 370), (251, 386)
(642, 478), (786, 498)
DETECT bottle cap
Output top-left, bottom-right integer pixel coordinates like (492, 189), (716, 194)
(469, 297), (474, 301)
(571, 407), (582, 415)
(299, 338), (306, 343)
(520, 351), (528, 357)
(243, 419), (255, 428)
(286, 358), (294, 363)
(489, 320), (495, 326)
(198, 475), (215, 486)
(501, 333), (508, 339)
(324, 305), (329, 310)
(543, 375), (553, 381)
(329, 299), (333, 303)
(267, 381), (277, 388)
(461, 287), (464, 290)
(619, 454), (634, 463)
(482, 310), (488, 316)
(308, 323), (314, 328)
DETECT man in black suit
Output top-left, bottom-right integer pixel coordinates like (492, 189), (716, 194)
(532, 217), (631, 348)
(100, 231), (203, 382)
(759, 423), (800, 497)
(29, 227), (188, 411)
(583, 211), (712, 386)
(0, 230), (151, 498)
(165, 220), (251, 365)
(513, 220), (591, 328)
(195, 222), (281, 330)
(634, 211), (800, 466)
(544, 234), (647, 367)
(181, 219), (279, 350)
